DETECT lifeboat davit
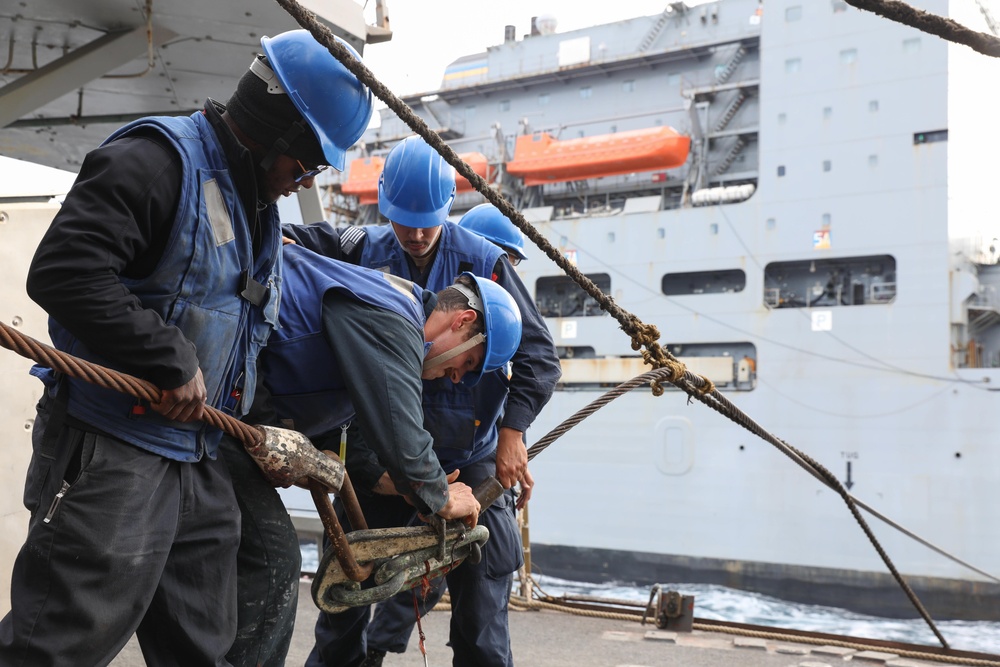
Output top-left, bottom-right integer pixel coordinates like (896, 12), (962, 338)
(505, 127), (691, 186)
(341, 152), (490, 205)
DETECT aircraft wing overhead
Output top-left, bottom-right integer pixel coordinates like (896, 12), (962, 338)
(0, 0), (389, 172)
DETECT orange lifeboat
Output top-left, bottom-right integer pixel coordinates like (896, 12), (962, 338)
(340, 156), (384, 205)
(341, 152), (490, 205)
(505, 127), (690, 186)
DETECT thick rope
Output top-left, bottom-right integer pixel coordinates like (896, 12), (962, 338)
(269, 0), (957, 647)
(843, 0), (1000, 57)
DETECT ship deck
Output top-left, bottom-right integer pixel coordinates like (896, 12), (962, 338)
(109, 580), (978, 667)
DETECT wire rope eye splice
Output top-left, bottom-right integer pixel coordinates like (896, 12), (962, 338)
(309, 475), (504, 614)
(247, 426), (506, 613)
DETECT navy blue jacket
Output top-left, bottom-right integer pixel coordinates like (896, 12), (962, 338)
(283, 220), (561, 485)
(259, 245), (449, 513)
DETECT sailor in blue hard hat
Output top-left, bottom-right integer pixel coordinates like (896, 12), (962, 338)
(458, 203), (529, 266)
(282, 134), (561, 667)
(226, 29), (374, 201)
(9, 26), (375, 667)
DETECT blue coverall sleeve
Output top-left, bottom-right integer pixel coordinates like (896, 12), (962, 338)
(493, 257), (561, 432)
(321, 292), (449, 515)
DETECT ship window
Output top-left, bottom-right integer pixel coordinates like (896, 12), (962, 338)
(668, 73), (681, 88)
(823, 106), (832, 119)
(538, 93), (550, 106)
(764, 255), (897, 309)
(869, 154), (878, 167)
(766, 218), (776, 230)
(822, 160), (831, 172)
(777, 165), (786, 177)
(840, 48), (858, 65)
(536, 273), (611, 318)
(579, 86), (592, 99)
(903, 37), (921, 53)
(464, 105), (476, 119)
(662, 269), (746, 296)
(785, 58), (801, 74)
(822, 213), (831, 225)
(914, 129), (947, 144)
(869, 100), (879, 112)
(785, 6), (802, 21)
(778, 112), (787, 125)
(622, 79), (635, 93)
(499, 100), (510, 112)
(832, 0), (848, 12)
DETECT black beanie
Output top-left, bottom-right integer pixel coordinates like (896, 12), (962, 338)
(226, 55), (327, 167)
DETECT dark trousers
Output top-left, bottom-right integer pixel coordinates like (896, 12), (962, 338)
(221, 435), (301, 667)
(0, 397), (240, 667)
(307, 453), (522, 667)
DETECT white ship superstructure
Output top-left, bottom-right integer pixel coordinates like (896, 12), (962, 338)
(332, 0), (1000, 620)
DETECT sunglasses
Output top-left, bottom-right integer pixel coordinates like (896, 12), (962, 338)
(505, 251), (522, 267)
(294, 158), (329, 183)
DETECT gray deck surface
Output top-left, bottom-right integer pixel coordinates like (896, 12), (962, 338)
(108, 580), (958, 667)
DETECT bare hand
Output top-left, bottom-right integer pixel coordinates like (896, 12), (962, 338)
(496, 427), (528, 488)
(151, 368), (206, 423)
(436, 481), (480, 528)
(516, 466), (534, 509)
(282, 236), (297, 245)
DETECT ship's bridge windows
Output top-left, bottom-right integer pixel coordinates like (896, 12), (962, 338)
(764, 254), (897, 309)
(903, 37), (921, 54)
(499, 100), (511, 112)
(840, 48), (858, 65)
(536, 273), (611, 318)
(662, 269), (746, 296)
(556, 342), (757, 391)
(538, 93), (550, 106)
(785, 58), (801, 74)
(579, 86), (593, 99)
(832, 0), (848, 13)
(785, 6), (802, 21)
(622, 80), (635, 93)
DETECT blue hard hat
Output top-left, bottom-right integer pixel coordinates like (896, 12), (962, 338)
(378, 136), (456, 228)
(458, 203), (528, 260)
(261, 30), (373, 171)
(458, 272), (522, 387)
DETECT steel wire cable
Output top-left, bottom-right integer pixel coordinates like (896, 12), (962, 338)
(0, 320), (265, 452)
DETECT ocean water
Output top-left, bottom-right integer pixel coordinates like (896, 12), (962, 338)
(301, 542), (1000, 655)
